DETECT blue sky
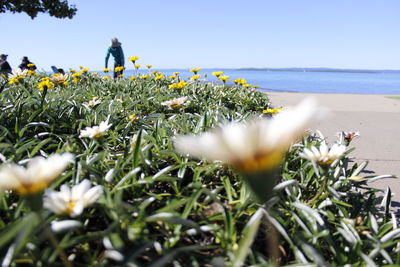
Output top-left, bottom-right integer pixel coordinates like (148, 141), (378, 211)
(1, 0), (400, 71)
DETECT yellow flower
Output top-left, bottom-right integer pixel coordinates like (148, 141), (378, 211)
(8, 78), (20, 85)
(169, 81), (189, 89)
(134, 64), (141, 69)
(69, 69), (76, 73)
(233, 78), (247, 85)
(154, 73), (163, 80)
(27, 63), (35, 68)
(242, 84), (251, 88)
(115, 66), (125, 73)
(103, 75), (112, 80)
(169, 75), (178, 79)
(71, 72), (82, 78)
(173, 72), (180, 76)
(212, 71), (224, 77)
(73, 78), (80, 83)
(27, 70), (38, 76)
(129, 56), (139, 62)
(152, 70), (158, 75)
(0, 153), (74, 195)
(128, 114), (137, 121)
(146, 65), (153, 69)
(129, 76), (135, 81)
(252, 85), (260, 88)
(218, 75), (229, 83)
(190, 75), (201, 81)
(102, 68), (111, 73)
(141, 74), (149, 79)
(190, 68), (201, 74)
(263, 108), (283, 115)
(118, 74), (124, 78)
(38, 80), (55, 91)
(81, 68), (90, 73)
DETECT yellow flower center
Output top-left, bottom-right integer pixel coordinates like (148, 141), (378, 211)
(170, 103), (182, 108)
(94, 132), (103, 138)
(66, 201), (76, 215)
(16, 181), (50, 195)
(318, 159), (334, 165)
(233, 150), (285, 173)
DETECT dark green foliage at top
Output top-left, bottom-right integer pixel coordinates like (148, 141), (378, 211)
(0, 0), (77, 19)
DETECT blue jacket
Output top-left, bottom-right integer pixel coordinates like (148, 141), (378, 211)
(105, 46), (125, 68)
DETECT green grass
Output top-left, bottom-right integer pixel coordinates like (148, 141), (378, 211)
(386, 95), (400, 100)
(0, 70), (398, 266)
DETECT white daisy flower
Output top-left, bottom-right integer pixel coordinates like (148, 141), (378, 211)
(51, 73), (69, 84)
(174, 98), (320, 173)
(8, 68), (28, 79)
(79, 120), (112, 138)
(161, 96), (189, 108)
(44, 179), (103, 217)
(83, 98), (101, 108)
(299, 142), (346, 165)
(0, 153), (74, 195)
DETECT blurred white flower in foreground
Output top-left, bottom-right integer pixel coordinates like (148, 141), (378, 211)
(0, 153), (74, 195)
(44, 179), (102, 217)
(79, 120), (111, 138)
(174, 98), (320, 173)
(161, 96), (189, 108)
(299, 142), (346, 165)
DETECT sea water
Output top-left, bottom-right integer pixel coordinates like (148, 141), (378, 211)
(115, 68), (400, 95)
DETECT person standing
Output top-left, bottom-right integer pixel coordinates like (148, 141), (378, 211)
(105, 38), (125, 78)
(0, 54), (12, 76)
(18, 56), (37, 71)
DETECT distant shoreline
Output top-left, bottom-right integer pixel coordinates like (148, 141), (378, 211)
(237, 67), (400, 74)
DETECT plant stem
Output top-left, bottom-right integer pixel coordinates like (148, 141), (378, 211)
(265, 217), (280, 267)
(43, 222), (72, 267)
(306, 175), (328, 207)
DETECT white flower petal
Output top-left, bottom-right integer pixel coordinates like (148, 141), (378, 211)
(51, 220), (82, 233)
(71, 179), (91, 201)
(175, 98), (321, 172)
(82, 185), (103, 205)
(0, 164), (25, 190)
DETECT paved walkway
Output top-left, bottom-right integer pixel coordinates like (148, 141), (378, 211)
(267, 92), (400, 203)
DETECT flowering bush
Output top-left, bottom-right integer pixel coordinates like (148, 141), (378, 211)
(0, 66), (397, 266)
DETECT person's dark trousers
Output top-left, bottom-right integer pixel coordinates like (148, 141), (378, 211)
(113, 62), (123, 78)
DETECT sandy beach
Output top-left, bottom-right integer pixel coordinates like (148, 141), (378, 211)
(266, 91), (400, 203)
